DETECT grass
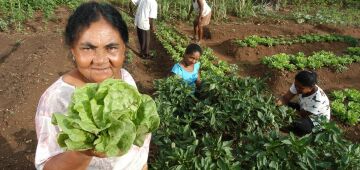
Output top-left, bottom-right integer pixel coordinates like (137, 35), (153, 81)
(0, 0), (84, 31)
(292, 5), (360, 26)
(268, 0), (360, 26)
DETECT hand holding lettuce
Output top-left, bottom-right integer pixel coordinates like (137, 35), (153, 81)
(51, 79), (160, 157)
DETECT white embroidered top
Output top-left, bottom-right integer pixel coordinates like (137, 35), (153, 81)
(35, 69), (151, 170)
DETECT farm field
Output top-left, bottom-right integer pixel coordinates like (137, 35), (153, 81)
(0, 0), (359, 169)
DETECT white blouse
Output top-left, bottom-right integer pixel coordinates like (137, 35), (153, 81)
(35, 69), (151, 170)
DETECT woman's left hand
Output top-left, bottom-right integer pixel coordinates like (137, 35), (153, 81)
(80, 149), (107, 158)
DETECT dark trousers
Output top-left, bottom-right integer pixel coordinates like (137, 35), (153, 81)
(137, 27), (150, 57)
(283, 102), (314, 136)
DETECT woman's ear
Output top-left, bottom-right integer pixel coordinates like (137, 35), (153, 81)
(69, 48), (76, 63)
(70, 48), (75, 57)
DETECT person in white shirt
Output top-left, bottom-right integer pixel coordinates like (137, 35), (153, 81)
(130, 0), (157, 59)
(187, 0), (212, 43)
(35, 2), (151, 170)
(276, 70), (331, 136)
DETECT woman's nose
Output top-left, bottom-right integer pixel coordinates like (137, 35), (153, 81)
(93, 49), (108, 64)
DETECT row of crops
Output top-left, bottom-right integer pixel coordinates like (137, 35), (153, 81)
(150, 23), (360, 169)
(233, 34), (360, 72)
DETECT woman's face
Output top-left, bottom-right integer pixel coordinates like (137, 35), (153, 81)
(184, 51), (201, 66)
(71, 18), (126, 83)
(294, 80), (313, 94)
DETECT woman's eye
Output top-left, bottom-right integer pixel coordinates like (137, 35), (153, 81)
(108, 47), (118, 51)
(82, 47), (92, 51)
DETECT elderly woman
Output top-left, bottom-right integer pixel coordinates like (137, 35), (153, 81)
(187, 0), (212, 43)
(34, 2), (150, 170)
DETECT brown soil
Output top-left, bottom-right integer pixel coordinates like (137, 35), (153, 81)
(1, 8), (359, 169)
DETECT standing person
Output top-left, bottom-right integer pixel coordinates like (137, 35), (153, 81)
(34, 2), (151, 170)
(276, 70), (331, 136)
(171, 43), (202, 88)
(187, 0), (212, 44)
(130, 0), (158, 59)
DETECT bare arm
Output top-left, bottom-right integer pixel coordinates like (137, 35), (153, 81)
(276, 90), (296, 106)
(197, 0), (204, 22)
(44, 150), (105, 170)
(196, 68), (201, 88)
(44, 151), (91, 170)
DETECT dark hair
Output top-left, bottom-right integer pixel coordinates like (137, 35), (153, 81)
(65, 1), (129, 47)
(185, 43), (203, 55)
(295, 70), (317, 87)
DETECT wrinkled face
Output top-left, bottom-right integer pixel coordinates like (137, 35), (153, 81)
(294, 80), (313, 94)
(184, 51), (201, 66)
(71, 18), (126, 83)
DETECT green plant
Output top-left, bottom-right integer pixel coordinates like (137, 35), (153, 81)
(151, 74), (297, 169)
(238, 119), (360, 169)
(126, 50), (134, 63)
(330, 89), (360, 125)
(234, 34), (359, 48)
(0, 0), (84, 31)
(347, 47), (360, 56)
(52, 79), (160, 156)
(262, 51), (360, 72)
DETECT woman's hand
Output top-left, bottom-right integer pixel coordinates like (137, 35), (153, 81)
(44, 151), (93, 170)
(80, 149), (107, 158)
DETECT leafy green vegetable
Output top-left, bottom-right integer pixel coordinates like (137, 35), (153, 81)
(262, 50), (359, 72)
(234, 34), (358, 48)
(330, 89), (360, 125)
(52, 79), (160, 156)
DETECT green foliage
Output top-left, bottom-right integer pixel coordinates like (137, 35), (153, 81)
(238, 119), (360, 169)
(292, 5), (360, 26)
(155, 23), (238, 77)
(0, 0), (84, 31)
(330, 89), (360, 125)
(151, 74), (297, 169)
(347, 47), (360, 56)
(151, 74), (360, 169)
(262, 51), (359, 72)
(234, 34), (359, 48)
(52, 79), (160, 156)
(125, 50), (134, 64)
